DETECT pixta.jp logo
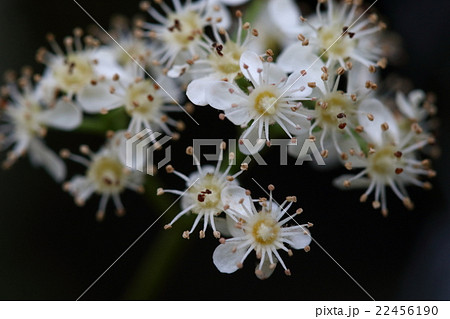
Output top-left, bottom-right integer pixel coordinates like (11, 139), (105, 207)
(125, 129), (171, 176)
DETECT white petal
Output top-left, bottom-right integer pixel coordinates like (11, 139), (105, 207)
(256, 254), (278, 280)
(409, 90), (426, 107)
(238, 124), (265, 155)
(213, 217), (232, 237)
(213, 241), (247, 274)
(186, 77), (213, 106)
(226, 213), (246, 238)
(333, 174), (371, 190)
(28, 138), (66, 182)
(347, 61), (378, 95)
(206, 1), (231, 29)
(167, 64), (189, 78)
(283, 72), (313, 98)
(207, 81), (249, 112)
(265, 63), (288, 86)
(39, 99), (82, 130)
(284, 227), (312, 249)
(221, 185), (251, 217)
(240, 51), (264, 86)
(358, 98), (400, 145)
(77, 82), (123, 113)
(267, 0), (301, 36)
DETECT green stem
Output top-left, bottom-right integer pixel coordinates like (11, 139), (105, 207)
(122, 177), (194, 300)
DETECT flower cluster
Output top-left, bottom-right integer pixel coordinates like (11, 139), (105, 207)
(0, 0), (438, 281)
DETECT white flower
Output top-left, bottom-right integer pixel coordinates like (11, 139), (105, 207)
(280, 0), (386, 71)
(396, 89), (437, 123)
(77, 64), (184, 137)
(180, 10), (257, 105)
(304, 65), (377, 158)
(100, 16), (153, 69)
(334, 98), (436, 216)
(138, 0), (231, 70)
(158, 143), (248, 239)
(213, 185), (312, 279)
(62, 140), (145, 221)
(0, 73), (81, 181)
(36, 29), (122, 101)
(204, 51), (314, 154)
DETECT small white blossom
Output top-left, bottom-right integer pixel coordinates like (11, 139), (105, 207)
(158, 143), (248, 239)
(77, 63), (184, 137)
(62, 140), (145, 221)
(279, 0), (386, 72)
(0, 72), (81, 181)
(334, 98), (435, 216)
(36, 29), (122, 103)
(180, 11), (257, 105)
(138, 0), (231, 70)
(205, 51), (315, 154)
(213, 185), (312, 279)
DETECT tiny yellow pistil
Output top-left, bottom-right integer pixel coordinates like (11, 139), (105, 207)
(53, 53), (94, 94)
(209, 42), (243, 78)
(88, 156), (126, 193)
(124, 80), (163, 118)
(317, 24), (356, 59)
(164, 11), (203, 49)
(368, 145), (398, 177)
(251, 212), (280, 245)
(251, 87), (280, 116)
(316, 92), (353, 127)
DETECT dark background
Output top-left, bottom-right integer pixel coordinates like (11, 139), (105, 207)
(0, 0), (449, 300)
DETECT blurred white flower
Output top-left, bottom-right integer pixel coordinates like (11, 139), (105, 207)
(62, 141), (144, 221)
(213, 185), (312, 279)
(0, 72), (81, 181)
(36, 29), (122, 102)
(158, 143), (248, 239)
(138, 0), (231, 70)
(334, 98), (435, 216)
(77, 63), (184, 137)
(280, 0), (386, 71)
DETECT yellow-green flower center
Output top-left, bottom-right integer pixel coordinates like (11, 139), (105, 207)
(88, 156), (126, 193)
(188, 173), (223, 215)
(164, 11), (203, 49)
(53, 53), (94, 94)
(124, 79), (163, 119)
(317, 24), (356, 59)
(251, 87), (280, 116)
(208, 42), (243, 78)
(316, 92), (353, 127)
(251, 212), (280, 245)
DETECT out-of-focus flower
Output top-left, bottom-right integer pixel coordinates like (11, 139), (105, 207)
(77, 63), (184, 137)
(61, 141), (144, 221)
(213, 185), (312, 279)
(334, 98), (436, 216)
(138, 0), (231, 71)
(36, 29), (122, 106)
(0, 70), (81, 181)
(280, 0), (386, 71)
